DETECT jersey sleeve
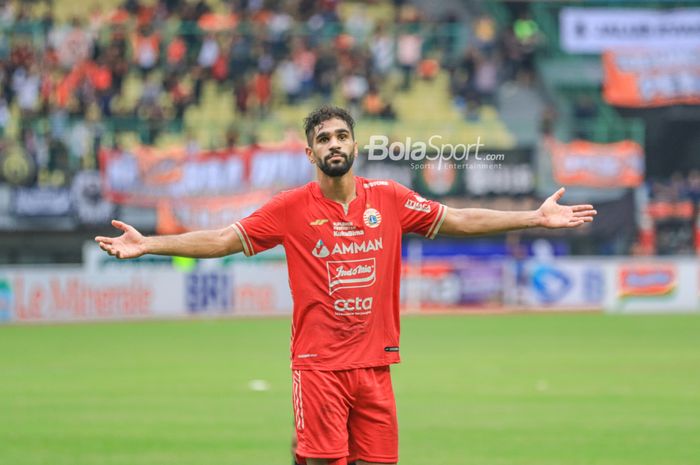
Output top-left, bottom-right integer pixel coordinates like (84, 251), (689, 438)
(392, 181), (447, 239)
(231, 192), (287, 256)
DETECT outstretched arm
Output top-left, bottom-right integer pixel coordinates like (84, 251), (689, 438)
(94, 220), (244, 259)
(438, 188), (597, 236)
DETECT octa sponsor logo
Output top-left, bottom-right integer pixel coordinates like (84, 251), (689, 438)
(334, 297), (373, 312)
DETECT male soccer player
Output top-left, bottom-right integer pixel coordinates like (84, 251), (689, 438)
(96, 106), (596, 465)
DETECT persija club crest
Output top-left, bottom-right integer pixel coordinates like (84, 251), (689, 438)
(363, 208), (381, 228)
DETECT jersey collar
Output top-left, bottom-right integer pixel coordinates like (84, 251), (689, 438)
(310, 176), (366, 215)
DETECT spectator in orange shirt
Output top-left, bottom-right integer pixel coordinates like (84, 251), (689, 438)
(86, 57), (112, 95)
(362, 85), (384, 117)
(166, 35), (188, 74)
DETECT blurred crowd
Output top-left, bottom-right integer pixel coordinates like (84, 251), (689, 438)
(447, 10), (540, 120)
(644, 171), (700, 255)
(648, 171), (700, 206)
(1, 0), (695, 259)
(0, 0), (543, 187)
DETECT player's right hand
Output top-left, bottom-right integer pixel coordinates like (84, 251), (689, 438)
(94, 220), (147, 259)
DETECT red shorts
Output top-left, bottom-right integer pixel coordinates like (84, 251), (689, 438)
(293, 366), (398, 464)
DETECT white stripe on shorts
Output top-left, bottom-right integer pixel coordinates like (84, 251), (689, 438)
(293, 370), (305, 430)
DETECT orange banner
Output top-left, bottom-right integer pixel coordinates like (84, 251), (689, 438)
(547, 137), (644, 188)
(603, 49), (700, 107)
(156, 190), (274, 234)
(100, 141), (310, 206)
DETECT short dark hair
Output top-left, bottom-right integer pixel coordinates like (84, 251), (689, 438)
(303, 106), (355, 145)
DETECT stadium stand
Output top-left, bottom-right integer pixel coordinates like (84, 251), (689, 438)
(1, 0), (700, 261)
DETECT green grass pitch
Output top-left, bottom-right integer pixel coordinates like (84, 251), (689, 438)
(1, 313), (699, 465)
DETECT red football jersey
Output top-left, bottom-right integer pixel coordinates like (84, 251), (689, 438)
(232, 177), (447, 370)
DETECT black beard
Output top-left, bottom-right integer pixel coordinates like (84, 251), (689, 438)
(318, 152), (355, 177)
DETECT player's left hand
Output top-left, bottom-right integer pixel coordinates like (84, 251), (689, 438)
(537, 187), (597, 229)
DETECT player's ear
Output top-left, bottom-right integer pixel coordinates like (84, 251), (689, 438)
(353, 141), (358, 157)
(305, 146), (315, 164)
